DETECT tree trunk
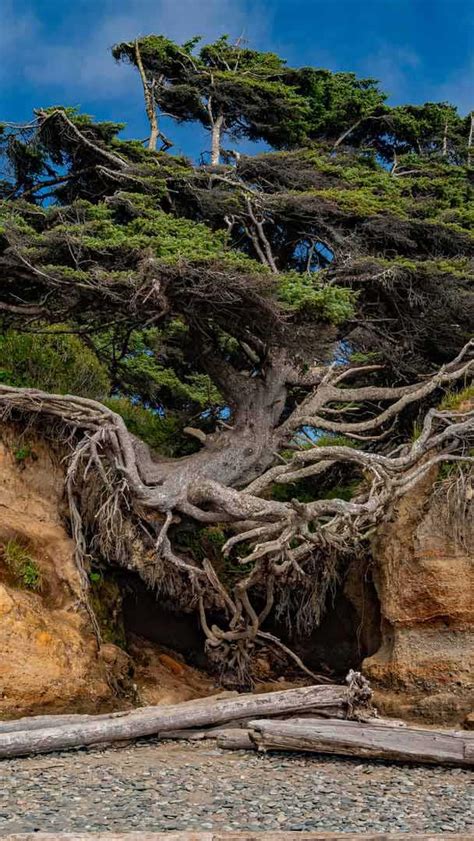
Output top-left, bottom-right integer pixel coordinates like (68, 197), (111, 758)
(0, 684), (354, 759)
(148, 120), (159, 152)
(248, 719), (474, 768)
(210, 114), (224, 165)
(134, 40), (159, 152)
(442, 118), (449, 157)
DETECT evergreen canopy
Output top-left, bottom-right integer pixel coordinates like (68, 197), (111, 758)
(112, 35), (309, 161)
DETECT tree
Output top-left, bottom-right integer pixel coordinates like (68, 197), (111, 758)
(112, 35), (309, 163)
(368, 102), (470, 164)
(286, 67), (387, 147)
(0, 86), (472, 686)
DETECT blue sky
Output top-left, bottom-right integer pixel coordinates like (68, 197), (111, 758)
(0, 0), (473, 159)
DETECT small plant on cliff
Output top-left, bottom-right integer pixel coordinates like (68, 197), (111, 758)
(13, 444), (34, 464)
(438, 384), (474, 411)
(2, 540), (43, 592)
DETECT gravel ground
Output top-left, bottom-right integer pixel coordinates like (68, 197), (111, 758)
(0, 739), (472, 835)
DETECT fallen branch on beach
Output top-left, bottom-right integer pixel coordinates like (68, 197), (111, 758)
(0, 680), (365, 759)
(1, 672), (471, 768)
(247, 718), (474, 768)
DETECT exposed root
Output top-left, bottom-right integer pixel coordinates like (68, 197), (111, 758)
(433, 460), (474, 551)
(0, 342), (472, 686)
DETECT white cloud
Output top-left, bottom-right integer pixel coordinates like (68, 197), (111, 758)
(436, 58), (474, 115)
(0, 1), (40, 78)
(361, 44), (473, 113)
(361, 45), (421, 103)
(18, 0), (271, 101)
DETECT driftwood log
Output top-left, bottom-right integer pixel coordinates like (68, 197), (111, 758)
(216, 729), (257, 751)
(248, 718), (474, 768)
(0, 683), (359, 759)
(0, 692), (240, 735)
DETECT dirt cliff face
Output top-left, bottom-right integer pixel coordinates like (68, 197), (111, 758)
(0, 426), (218, 717)
(0, 427), (126, 717)
(364, 465), (474, 726)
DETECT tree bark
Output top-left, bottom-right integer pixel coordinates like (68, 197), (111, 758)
(248, 719), (474, 768)
(134, 40), (159, 151)
(442, 118), (449, 157)
(468, 111), (474, 166)
(210, 114), (224, 165)
(216, 728), (256, 750)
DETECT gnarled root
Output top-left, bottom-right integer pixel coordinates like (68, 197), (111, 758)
(0, 341), (472, 685)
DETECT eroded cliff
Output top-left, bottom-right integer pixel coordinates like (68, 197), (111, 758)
(0, 426), (216, 717)
(1, 421), (472, 724)
(364, 463), (473, 726)
(0, 427), (130, 716)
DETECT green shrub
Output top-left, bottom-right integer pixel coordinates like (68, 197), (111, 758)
(13, 444), (33, 463)
(278, 272), (356, 323)
(438, 384), (474, 411)
(104, 396), (182, 455)
(0, 327), (110, 399)
(2, 539), (43, 591)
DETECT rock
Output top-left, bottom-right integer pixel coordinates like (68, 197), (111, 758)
(2, 739), (472, 835)
(363, 441), (474, 726)
(463, 711), (474, 730)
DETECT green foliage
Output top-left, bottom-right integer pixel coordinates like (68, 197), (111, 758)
(0, 328), (110, 399)
(32, 197), (260, 271)
(0, 202), (42, 243)
(298, 147), (473, 224)
(0, 42), (472, 476)
(98, 327), (222, 409)
(349, 351), (381, 364)
(104, 397), (182, 455)
(278, 272), (355, 323)
(375, 102), (469, 162)
(113, 34), (309, 153)
(438, 384), (474, 410)
(13, 444), (33, 463)
(314, 435), (359, 448)
(413, 386), (474, 441)
(289, 67), (386, 143)
(2, 539), (43, 592)
(313, 185), (408, 218)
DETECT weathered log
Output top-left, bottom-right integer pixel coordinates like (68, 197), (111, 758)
(0, 684), (354, 759)
(248, 718), (474, 767)
(0, 692), (240, 735)
(464, 741), (474, 761)
(288, 716), (410, 729)
(0, 713), (111, 735)
(216, 728), (257, 750)
(158, 723), (250, 741)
